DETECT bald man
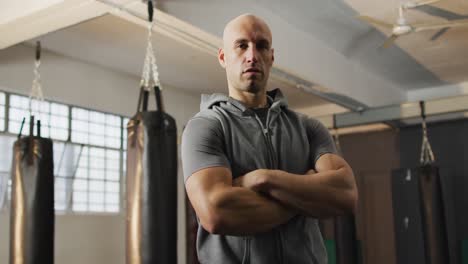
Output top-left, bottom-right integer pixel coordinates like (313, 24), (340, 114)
(182, 14), (358, 264)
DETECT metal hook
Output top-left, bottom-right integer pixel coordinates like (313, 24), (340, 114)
(333, 114), (338, 130)
(36, 41), (41, 61)
(419, 101), (426, 120)
(147, 0), (154, 22)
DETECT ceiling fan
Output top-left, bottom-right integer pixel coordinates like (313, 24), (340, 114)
(358, 0), (468, 48)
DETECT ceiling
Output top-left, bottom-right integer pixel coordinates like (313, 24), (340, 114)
(343, 0), (468, 86)
(1, 0), (468, 114)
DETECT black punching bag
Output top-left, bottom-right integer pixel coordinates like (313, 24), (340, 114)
(334, 214), (358, 264)
(10, 117), (54, 264)
(392, 166), (449, 264)
(126, 86), (178, 264)
(418, 165), (449, 264)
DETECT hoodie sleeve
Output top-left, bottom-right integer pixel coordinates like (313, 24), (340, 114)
(305, 117), (338, 167)
(181, 116), (231, 182)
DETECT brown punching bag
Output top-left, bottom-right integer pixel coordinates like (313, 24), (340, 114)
(126, 86), (178, 264)
(418, 165), (449, 264)
(332, 125), (359, 264)
(334, 214), (358, 264)
(393, 105), (449, 264)
(417, 103), (449, 264)
(10, 117), (54, 264)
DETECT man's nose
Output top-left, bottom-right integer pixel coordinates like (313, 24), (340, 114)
(245, 46), (258, 63)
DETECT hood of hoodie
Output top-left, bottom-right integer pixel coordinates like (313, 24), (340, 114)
(200, 88), (288, 113)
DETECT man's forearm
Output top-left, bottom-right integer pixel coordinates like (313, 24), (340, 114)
(206, 185), (295, 235)
(260, 168), (357, 218)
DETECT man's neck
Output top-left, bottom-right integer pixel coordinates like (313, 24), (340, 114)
(229, 88), (268, 109)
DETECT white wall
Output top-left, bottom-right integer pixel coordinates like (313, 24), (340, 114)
(0, 44), (201, 264)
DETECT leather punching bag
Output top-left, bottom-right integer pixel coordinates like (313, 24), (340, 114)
(418, 165), (449, 264)
(126, 87), (178, 264)
(392, 166), (449, 264)
(9, 117), (54, 264)
(334, 214), (359, 264)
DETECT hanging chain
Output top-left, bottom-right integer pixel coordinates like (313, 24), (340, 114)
(29, 58), (45, 117)
(140, 21), (161, 91)
(420, 118), (435, 165)
(333, 130), (343, 156)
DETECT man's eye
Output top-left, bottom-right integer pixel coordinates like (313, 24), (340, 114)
(257, 43), (269, 50)
(238, 44), (248, 49)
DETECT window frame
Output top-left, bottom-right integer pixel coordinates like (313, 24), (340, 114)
(0, 91), (6, 132)
(0, 90), (129, 215)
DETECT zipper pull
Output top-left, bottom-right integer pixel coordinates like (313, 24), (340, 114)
(263, 128), (269, 134)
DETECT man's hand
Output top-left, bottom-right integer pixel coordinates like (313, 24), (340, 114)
(234, 168), (316, 191)
(233, 155), (357, 218)
(186, 166), (297, 235)
(233, 169), (270, 192)
(265, 154), (358, 217)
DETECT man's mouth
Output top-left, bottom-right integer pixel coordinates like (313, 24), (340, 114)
(243, 68), (262, 74)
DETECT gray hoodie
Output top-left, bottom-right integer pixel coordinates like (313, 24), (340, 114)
(182, 88), (336, 264)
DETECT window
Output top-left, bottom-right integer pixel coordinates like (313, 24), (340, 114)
(53, 142), (82, 211)
(8, 95), (69, 140)
(0, 92), (5, 131)
(123, 117), (129, 150)
(0, 135), (15, 209)
(122, 117), (129, 199)
(71, 146), (120, 213)
(0, 91), (126, 213)
(71, 107), (121, 148)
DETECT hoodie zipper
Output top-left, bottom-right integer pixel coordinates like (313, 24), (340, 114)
(253, 112), (276, 169)
(242, 237), (251, 264)
(253, 110), (284, 264)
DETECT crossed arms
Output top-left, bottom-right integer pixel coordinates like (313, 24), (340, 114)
(185, 153), (358, 236)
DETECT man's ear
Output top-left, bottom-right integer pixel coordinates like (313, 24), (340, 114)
(218, 48), (226, 68)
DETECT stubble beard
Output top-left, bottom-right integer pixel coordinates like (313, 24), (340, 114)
(236, 74), (266, 94)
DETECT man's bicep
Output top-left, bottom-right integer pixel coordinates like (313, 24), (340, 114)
(185, 167), (232, 225)
(315, 153), (350, 173)
(315, 153), (356, 196)
(186, 166), (232, 196)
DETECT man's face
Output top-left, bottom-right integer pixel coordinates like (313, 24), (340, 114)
(219, 17), (274, 94)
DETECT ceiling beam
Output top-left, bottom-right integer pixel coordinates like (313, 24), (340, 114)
(0, 0), (111, 50)
(406, 81), (468, 102)
(316, 93), (468, 129)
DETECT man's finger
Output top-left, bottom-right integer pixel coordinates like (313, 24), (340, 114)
(232, 176), (244, 187)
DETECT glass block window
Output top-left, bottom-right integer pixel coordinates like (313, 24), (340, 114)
(0, 91), (125, 214)
(71, 108), (121, 148)
(72, 146), (120, 213)
(122, 118), (129, 199)
(8, 95), (69, 140)
(53, 142), (82, 211)
(0, 92), (5, 131)
(0, 135), (16, 209)
(123, 117), (129, 150)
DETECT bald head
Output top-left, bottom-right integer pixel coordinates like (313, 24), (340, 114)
(218, 13), (274, 101)
(222, 14), (272, 48)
